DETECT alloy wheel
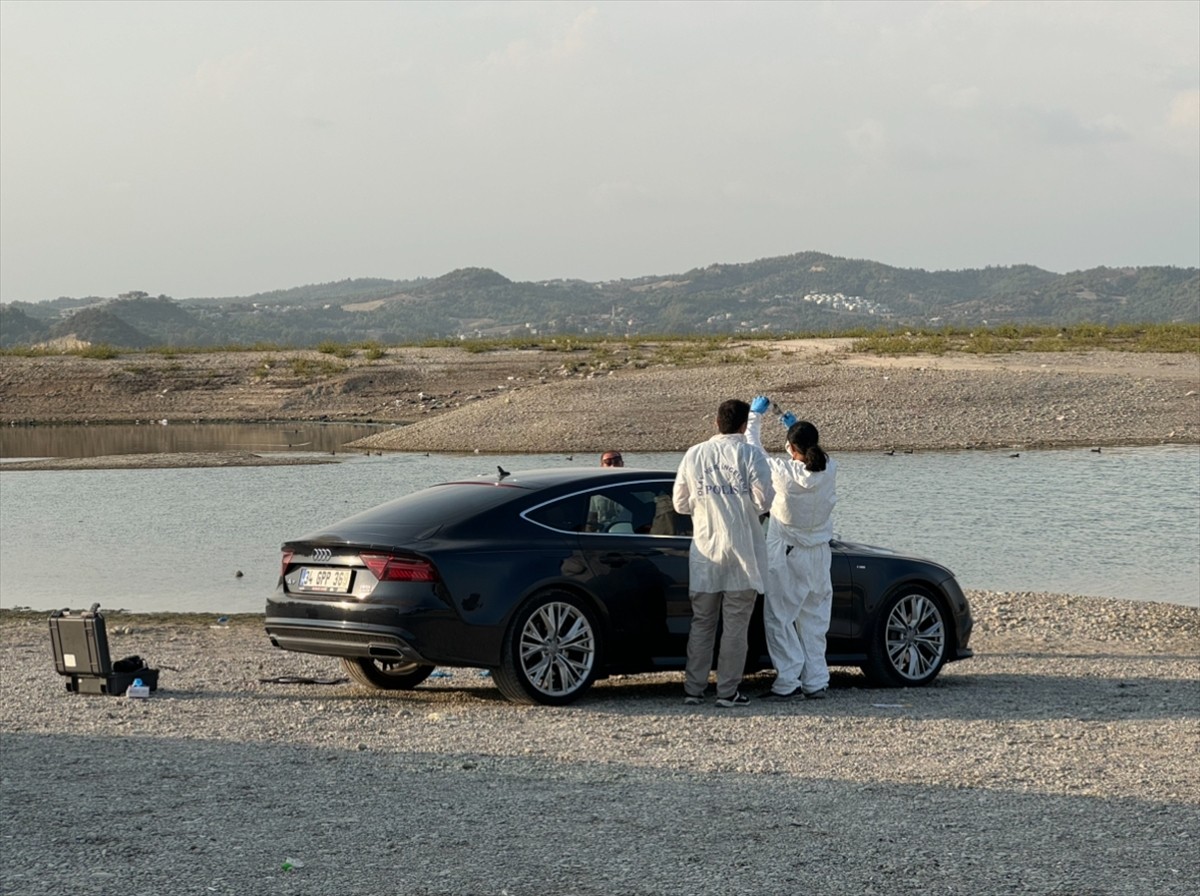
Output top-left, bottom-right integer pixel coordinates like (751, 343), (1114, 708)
(884, 592), (947, 682)
(518, 600), (597, 697)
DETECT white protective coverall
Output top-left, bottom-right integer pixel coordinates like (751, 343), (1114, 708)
(673, 432), (774, 699)
(746, 410), (838, 695)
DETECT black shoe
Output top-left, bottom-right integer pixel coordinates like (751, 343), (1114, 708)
(763, 686), (803, 699)
(802, 687), (828, 700)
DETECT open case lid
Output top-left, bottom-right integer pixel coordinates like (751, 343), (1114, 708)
(49, 605), (112, 677)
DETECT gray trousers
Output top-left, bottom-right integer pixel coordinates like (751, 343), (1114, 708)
(684, 589), (758, 699)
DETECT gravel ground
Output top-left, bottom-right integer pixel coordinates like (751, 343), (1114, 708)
(3, 344), (1197, 457)
(2, 592), (1197, 896)
(353, 365), (1192, 454)
(349, 346), (1200, 454)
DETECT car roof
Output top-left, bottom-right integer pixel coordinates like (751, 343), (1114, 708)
(438, 466), (675, 490)
(288, 467), (678, 545)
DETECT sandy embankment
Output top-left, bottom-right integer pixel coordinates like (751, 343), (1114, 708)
(351, 347), (1200, 454)
(1, 342), (1197, 468)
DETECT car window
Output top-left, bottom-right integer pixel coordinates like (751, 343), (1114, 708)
(524, 492), (591, 533)
(298, 481), (530, 542)
(527, 481), (691, 537)
(644, 488), (691, 536)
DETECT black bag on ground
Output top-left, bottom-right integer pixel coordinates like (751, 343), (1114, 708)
(49, 604), (159, 696)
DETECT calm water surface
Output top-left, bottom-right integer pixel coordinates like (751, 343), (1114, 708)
(1, 440), (1197, 614)
(0, 422), (382, 459)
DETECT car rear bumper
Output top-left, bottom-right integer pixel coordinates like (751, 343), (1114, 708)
(264, 586), (503, 666)
(264, 615), (435, 665)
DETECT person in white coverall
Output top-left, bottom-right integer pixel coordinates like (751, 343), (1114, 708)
(673, 398), (774, 708)
(746, 396), (838, 699)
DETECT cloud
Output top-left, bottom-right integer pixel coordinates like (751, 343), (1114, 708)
(1012, 105), (1131, 146)
(845, 120), (888, 163)
(3, 0), (1197, 301)
(186, 49), (267, 103)
(484, 6), (598, 70)
(298, 115), (336, 131)
(485, 38), (535, 70)
(928, 83), (982, 111)
(588, 180), (646, 209)
(1168, 89), (1200, 131)
(550, 6), (598, 61)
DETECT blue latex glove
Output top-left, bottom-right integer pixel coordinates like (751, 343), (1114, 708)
(781, 411), (797, 428)
(750, 395), (770, 414)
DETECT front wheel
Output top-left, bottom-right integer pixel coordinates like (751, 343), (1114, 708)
(862, 588), (949, 687)
(341, 657), (435, 690)
(494, 591), (601, 705)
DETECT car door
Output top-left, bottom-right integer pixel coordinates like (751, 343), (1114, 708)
(574, 477), (693, 670)
(827, 548), (857, 645)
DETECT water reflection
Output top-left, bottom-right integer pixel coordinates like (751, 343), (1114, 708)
(0, 422), (385, 460)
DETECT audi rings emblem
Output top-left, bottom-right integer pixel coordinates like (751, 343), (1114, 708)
(312, 548), (332, 562)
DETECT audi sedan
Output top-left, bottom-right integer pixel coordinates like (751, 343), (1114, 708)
(265, 467), (973, 705)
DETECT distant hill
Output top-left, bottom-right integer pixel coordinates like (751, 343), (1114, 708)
(2, 252), (1197, 349)
(0, 304), (47, 345)
(47, 306), (153, 348)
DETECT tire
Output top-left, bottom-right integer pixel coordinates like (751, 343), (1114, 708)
(862, 588), (950, 687)
(493, 591), (601, 705)
(340, 657), (435, 690)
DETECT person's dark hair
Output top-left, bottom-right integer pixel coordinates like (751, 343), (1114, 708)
(787, 420), (828, 472)
(716, 399), (750, 434)
(600, 451), (624, 467)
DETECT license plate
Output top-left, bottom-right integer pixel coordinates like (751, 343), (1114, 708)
(299, 567), (352, 593)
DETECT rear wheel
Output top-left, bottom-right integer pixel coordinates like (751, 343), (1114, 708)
(862, 588), (949, 687)
(340, 657), (435, 690)
(494, 591), (601, 705)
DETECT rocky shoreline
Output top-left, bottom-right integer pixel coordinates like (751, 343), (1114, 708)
(1, 342), (1197, 467)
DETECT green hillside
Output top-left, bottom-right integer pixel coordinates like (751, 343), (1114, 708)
(2, 252), (1196, 349)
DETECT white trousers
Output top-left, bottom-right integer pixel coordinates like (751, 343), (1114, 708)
(764, 541), (832, 694)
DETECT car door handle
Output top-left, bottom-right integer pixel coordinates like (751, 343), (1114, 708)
(602, 553), (628, 567)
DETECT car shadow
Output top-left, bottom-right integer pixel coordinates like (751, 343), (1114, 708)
(574, 665), (1198, 723)
(197, 658), (1200, 725)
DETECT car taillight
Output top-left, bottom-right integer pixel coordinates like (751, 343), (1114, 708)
(360, 552), (438, 583)
(280, 550), (294, 577)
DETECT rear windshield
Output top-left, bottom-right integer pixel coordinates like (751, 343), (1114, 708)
(296, 481), (529, 542)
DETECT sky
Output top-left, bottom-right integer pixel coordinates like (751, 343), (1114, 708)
(1, 0), (1197, 303)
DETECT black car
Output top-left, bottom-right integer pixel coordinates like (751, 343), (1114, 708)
(265, 467), (973, 705)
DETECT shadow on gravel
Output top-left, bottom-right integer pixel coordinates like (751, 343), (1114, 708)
(575, 671), (1199, 723)
(2, 730), (1195, 896)
(158, 662), (1199, 724)
(983, 650), (1199, 662)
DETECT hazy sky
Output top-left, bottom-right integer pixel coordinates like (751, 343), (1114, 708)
(2, 0), (1197, 302)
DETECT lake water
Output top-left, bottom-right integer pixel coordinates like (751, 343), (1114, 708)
(0, 421), (383, 459)
(1, 432), (1197, 614)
